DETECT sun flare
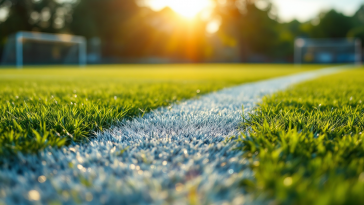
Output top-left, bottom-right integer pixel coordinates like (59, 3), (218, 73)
(148, 0), (212, 18)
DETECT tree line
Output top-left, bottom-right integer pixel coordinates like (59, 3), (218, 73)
(0, 0), (363, 62)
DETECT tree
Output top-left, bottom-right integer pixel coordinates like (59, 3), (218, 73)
(70, 0), (210, 62)
(0, 0), (74, 58)
(310, 10), (355, 38)
(212, 0), (280, 61)
(348, 5), (364, 43)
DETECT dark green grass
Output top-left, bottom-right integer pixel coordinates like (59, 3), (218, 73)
(237, 68), (364, 205)
(0, 64), (323, 156)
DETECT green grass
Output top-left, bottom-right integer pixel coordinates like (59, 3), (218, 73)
(237, 68), (364, 205)
(0, 64), (323, 156)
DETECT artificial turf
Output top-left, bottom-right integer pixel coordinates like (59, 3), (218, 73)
(237, 67), (364, 205)
(0, 64), (324, 156)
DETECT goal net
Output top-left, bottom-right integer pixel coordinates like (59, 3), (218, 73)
(2, 31), (87, 67)
(294, 38), (362, 65)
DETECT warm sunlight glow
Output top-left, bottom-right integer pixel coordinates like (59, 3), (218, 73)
(148, 0), (213, 18)
(206, 18), (221, 33)
(169, 0), (211, 18)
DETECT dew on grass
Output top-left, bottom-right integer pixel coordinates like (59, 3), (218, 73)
(28, 190), (40, 201)
(38, 176), (46, 183)
(0, 189), (6, 197)
(359, 172), (364, 182)
(283, 177), (293, 186)
(175, 183), (184, 192)
(85, 192), (93, 202)
(62, 191), (70, 200)
(77, 156), (84, 163)
(183, 149), (188, 155)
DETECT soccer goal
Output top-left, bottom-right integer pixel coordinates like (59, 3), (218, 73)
(2, 31), (87, 68)
(294, 38), (362, 65)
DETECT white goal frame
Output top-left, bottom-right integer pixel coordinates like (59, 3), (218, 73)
(294, 38), (362, 66)
(4, 31), (87, 68)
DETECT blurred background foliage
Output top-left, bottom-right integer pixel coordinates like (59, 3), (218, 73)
(0, 0), (363, 63)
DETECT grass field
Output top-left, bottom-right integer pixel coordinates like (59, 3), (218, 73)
(237, 68), (364, 204)
(0, 64), (325, 156)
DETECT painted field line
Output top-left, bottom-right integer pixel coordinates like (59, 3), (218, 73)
(0, 65), (353, 204)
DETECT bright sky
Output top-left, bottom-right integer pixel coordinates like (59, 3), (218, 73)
(147, 0), (364, 22)
(271, 0), (364, 22)
(146, 0), (213, 18)
(1, 0), (363, 23)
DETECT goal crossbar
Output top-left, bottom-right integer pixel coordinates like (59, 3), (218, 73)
(10, 31), (87, 68)
(294, 38), (362, 65)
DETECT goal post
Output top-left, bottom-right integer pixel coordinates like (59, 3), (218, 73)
(294, 38), (362, 66)
(2, 31), (87, 68)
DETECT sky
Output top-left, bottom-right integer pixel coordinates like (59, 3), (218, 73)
(1, 0), (363, 23)
(146, 0), (364, 22)
(271, 0), (364, 22)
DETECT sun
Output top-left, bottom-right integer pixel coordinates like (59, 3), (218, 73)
(148, 0), (213, 18)
(169, 0), (212, 18)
